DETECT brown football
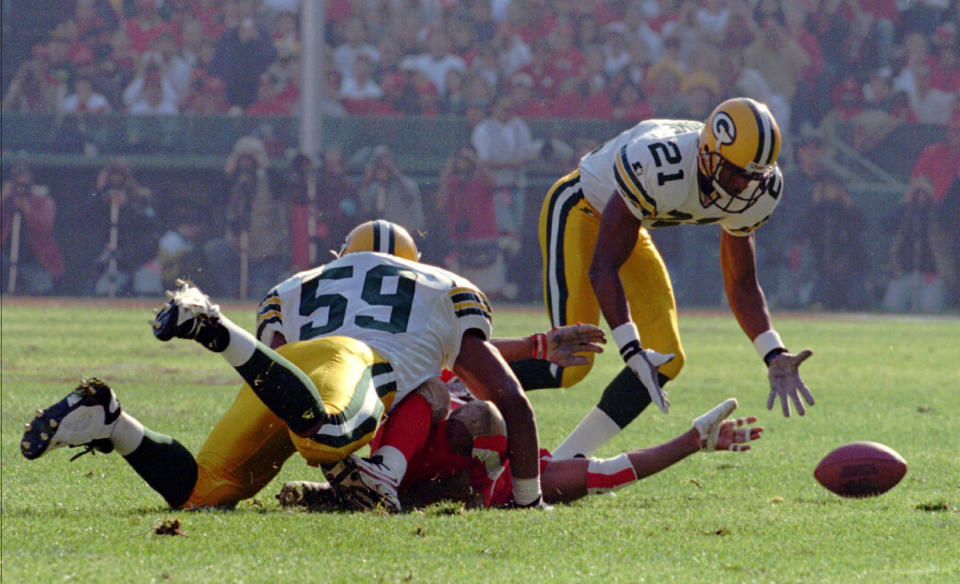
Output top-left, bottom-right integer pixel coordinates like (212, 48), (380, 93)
(814, 441), (907, 498)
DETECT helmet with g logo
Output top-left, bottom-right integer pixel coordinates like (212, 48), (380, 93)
(339, 220), (421, 261)
(698, 97), (781, 213)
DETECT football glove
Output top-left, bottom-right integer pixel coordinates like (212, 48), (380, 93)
(766, 349), (815, 417)
(626, 349), (674, 414)
(544, 323), (606, 367)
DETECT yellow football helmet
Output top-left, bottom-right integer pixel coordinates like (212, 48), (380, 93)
(698, 97), (781, 213)
(339, 220), (421, 261)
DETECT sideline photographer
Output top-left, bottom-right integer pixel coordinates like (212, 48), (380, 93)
(84, 159), (161, 296)
(358, 145), (425, 235)
(1, 164), (65, 294)
(203, 135), (289, 298)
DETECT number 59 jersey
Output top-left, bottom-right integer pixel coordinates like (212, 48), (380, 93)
(578, 119), (782, 236)
(256, 252), (493, 402)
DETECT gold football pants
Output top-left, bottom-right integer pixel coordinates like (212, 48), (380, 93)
(183, 336), (394, 508)
(539, 169), (685, 387)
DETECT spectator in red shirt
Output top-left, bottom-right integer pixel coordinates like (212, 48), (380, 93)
(910, 112), (960, 203)
(125, 0), (177, 55)
(1, 165), (65, 294)
(545, 23), (586, 84)
(516, 38), (559, 100)
(182, 76), (229, 114)
(414, 78), (442, 117)
(379, 71), (414, 116)
(930, 24), (960, 93)
(435, 146), (513, 299)
(507, 73), (552, 119)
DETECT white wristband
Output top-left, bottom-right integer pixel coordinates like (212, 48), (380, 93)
(612, 322), (641, 351)
(512, 477), (542, 507)
(753, 330), (785, 359)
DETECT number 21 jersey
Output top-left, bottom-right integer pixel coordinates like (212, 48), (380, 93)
(578, 119), (782, 236)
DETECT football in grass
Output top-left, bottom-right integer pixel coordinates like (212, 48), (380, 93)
(814, 441), (907, 498)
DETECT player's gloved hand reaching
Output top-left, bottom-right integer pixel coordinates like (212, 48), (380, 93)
(612, 322), (673, 414)
(626, 349), (674, 414)
(543, 323), (606, 367)
(766, 349), (815, 417)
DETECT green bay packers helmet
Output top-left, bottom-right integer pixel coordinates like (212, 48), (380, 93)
(339, 220), (421, 261)
(698, 97), (781, 213)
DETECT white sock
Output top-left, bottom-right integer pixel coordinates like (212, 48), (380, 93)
(370, 445), (406, 486)
(551, 407), (623, 460)
(110, 412), (145, 456)
(219, 317), (258, 367)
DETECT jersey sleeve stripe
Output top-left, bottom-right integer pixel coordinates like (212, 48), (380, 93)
(257, 296), (282, 315)
(450, 291), (479, 303)
(451, 288), (492, 311)
(615, 146), (656, 213)
(371, 362), (397, 399)
(257, 307), (282, 322)
(256, 312), (282, 330)
(455, 307), (491, 319)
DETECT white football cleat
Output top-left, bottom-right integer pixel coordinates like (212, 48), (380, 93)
(326, 454), (402, 513)
(21, 378), (121, 461)
(693, 398), (739, 452)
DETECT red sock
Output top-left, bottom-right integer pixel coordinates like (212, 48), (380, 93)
(378, 394), (432, 462)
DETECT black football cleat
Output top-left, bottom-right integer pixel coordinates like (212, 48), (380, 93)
(21, 378), (121, 461)
(152, 279), (221, 342)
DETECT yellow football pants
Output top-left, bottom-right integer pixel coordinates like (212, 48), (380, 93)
(183, 336), (394, 509)
(539, 169), (685, 387)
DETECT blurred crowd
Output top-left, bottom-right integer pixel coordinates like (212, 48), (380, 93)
(2, 0), (960, 312)
(3, 0), (959, 131)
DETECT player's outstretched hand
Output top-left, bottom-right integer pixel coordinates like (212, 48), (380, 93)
(545, 323), (606, 367)
(714, 416), (764, 452)
(626, 349), (673, 414)
(767, 349), (815, 417)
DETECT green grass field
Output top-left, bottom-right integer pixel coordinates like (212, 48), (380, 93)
(2, 299), (958, 583)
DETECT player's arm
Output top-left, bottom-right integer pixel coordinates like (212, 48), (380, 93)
(720, 230), (814, 417)
(588, 194), (673, 413)
(453, 330), (543, 507)
(719, 230), (771, 338)
(589, 194), (639, 329)
(491, 323), (606, 367)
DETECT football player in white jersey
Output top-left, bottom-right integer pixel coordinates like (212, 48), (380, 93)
(510, 97), (815, 460)
(20, 221), (553, 512)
